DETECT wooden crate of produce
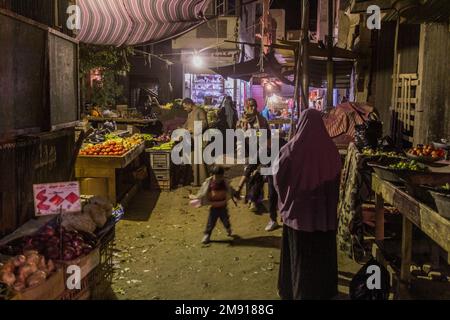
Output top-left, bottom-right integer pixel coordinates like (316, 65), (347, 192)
(148, 150), (171, 170)
(11, 268), (65, 300)
(150, 169), (171, 191)
(57, 247), (100, 282)
(58, 269), (93, 300)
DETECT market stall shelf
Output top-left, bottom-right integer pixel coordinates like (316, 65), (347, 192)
(372, 174), (450, 296)
(76, 142), (145, 204)
(86, 116), (158, 127)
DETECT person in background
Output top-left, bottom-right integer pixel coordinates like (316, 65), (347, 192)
(316, 99), (323, 111)
(274, 109), (342, 300)
(182, 98), (209, 186)
(236, 98), (269, 212)
(190, 166), (239, 244)
(237, 98), (269, 131)
(217, 96), (238, 131)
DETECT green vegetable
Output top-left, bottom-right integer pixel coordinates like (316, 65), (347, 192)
(388, 160), (427, 172)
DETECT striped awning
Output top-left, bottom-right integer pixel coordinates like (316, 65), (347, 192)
(77, 0), (211, 46)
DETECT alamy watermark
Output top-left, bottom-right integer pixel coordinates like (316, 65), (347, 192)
(66, 265), (81, 290)
(66, 5), (81, 31)
(366, 5), (381, 30)
(366, 265), (381, 290)
(171, 121), (280, 176)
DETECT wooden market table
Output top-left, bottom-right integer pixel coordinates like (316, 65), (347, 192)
(372, 173), (450, 289)
(75, 143), (145, 204)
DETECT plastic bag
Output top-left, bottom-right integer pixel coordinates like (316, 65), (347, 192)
(349, 258), (391, 300)
(61, 212), (96, 234)
(355, 113), (383, 150)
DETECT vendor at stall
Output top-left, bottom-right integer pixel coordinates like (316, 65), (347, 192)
(182, 98), (209, 186)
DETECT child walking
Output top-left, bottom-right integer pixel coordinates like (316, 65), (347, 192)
(190, 166), (239, 244)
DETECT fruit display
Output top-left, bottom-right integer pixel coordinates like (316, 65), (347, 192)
(407, 144), (445, 161)
(0, 251), (56, 292)
(161, 99), (182, 110)
(154, 133), (172, 144)
(388, 160), (428, 172)
(79, 135), (143, 157)
(140, 134), (154, 142)
(150, 141), (176, 151)
(362, 148), (403, 158)
(0, 225), (96, 261)
(79, 140), (128, 156)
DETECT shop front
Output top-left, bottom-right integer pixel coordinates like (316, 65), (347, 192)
(181, 50), (251, 110)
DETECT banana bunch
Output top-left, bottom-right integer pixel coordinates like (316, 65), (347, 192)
(150, 141), (176, 151)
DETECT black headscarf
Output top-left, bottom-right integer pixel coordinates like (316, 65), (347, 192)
(221, 96), (237, 129)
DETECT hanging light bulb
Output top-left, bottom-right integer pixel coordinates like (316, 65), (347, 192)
(192, 54), (203, 68)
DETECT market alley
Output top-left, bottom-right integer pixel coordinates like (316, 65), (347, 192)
(110, 166), (360, 300)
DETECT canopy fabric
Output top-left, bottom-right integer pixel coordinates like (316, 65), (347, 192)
(322, 102), (374, 146)
(77, 0), (211, 46)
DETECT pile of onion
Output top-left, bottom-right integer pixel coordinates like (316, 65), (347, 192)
(0, 251), (55, 292)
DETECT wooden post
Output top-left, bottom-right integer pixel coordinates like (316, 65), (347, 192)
(400, 216), (413, 284)
(326, 0), (334, 108)
(375, 193), (385, 241)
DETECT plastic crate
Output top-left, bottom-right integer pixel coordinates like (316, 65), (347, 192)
(148, 151), (171, 170)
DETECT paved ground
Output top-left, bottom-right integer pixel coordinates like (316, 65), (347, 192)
(108, 166), (362, 300)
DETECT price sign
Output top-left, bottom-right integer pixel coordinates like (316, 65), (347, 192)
(33, 181), (81, 216)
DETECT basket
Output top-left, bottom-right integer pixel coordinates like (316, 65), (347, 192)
(406, 153), (444, 164)
(429, 191), (450, 219)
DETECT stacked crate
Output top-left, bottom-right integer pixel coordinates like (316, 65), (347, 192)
(147, 149), (172, 191)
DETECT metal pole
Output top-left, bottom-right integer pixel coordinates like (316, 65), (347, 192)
(301, 0), (310, 112)
(326, 0), (334, 109)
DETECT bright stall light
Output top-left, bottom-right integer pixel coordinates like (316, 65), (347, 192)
(192, 54), (203, 67)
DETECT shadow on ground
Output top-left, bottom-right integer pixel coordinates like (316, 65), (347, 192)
(229, 235), (282, 249)
(122, 189), (160, 221)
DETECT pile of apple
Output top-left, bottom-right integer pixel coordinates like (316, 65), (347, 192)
(79, 140), (128, 156)
(407, 144), (445, 159)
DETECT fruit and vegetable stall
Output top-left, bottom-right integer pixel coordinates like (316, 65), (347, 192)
(338, 141), (450, 298)
(0, 196), (121, 300)
(76, 130), (178, 205)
